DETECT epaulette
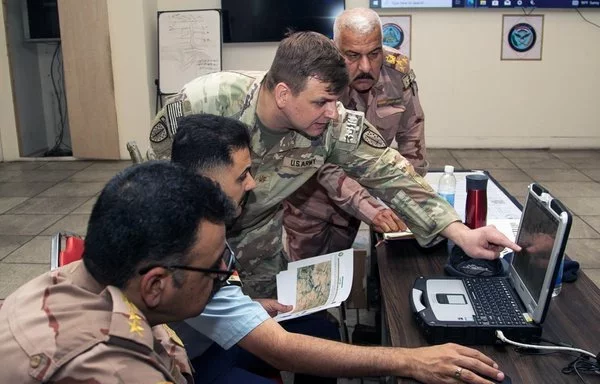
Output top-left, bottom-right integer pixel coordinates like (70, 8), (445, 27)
(383, 51), (410, 75)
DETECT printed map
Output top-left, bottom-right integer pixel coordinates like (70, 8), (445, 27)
(294, 261), (331, 311)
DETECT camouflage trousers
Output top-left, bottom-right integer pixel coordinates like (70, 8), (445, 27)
(228, 209), (289, 299)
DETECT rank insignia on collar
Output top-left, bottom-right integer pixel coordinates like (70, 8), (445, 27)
(385, 54), (397, 65)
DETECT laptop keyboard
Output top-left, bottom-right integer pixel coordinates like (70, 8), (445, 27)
(465, 278), (528, 326)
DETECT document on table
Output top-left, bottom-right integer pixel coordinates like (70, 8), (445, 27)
(274, 249), (353, 321)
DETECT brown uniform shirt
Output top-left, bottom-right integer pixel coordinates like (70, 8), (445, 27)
(344, 48), (427, 173)
(0, 260), (192, 383)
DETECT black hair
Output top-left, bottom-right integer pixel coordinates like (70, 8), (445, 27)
(171, 114), (251, 173)
(82, 161), (236, 288)
(264, 31), (349, 95)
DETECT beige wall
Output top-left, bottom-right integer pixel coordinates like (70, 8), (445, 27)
(1, 0), (599, 160)
(158, 0), (600, 149)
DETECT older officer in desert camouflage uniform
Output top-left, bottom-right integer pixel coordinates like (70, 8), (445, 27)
(0, 162), (235, 383)
(284, 8), (429, 261)
(149, 31), (519, 300)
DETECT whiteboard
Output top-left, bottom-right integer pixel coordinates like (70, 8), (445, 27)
(158, 9), (222, 95)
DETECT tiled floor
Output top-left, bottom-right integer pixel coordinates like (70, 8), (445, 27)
(1, 150), (600, 297)
(0, 160), (129, 298)
(1, 149), (599, 383)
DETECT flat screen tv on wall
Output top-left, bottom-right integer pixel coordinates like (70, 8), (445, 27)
(23, 0), (60, 42)
(221, 0), (345, 43)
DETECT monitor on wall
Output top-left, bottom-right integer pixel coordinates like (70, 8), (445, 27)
(22, 0), (61, 42)
(370, 0), (599, 8)
(222, 0), (345, 43)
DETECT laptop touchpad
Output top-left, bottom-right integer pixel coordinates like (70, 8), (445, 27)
(427, 280), (475, 322)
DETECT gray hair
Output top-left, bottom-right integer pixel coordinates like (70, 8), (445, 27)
(333, 8), (382, 45)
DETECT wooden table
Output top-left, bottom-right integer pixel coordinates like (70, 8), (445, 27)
(376, 239), (600, 383)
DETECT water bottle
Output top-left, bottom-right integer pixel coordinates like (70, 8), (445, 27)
(553, 257), (564, 297)
(438, 165), (457, 207)
(465, 174), (488, 229)
(438, 165), (457, 254)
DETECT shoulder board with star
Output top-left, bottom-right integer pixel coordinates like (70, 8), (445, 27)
(383, 49), (410, 75)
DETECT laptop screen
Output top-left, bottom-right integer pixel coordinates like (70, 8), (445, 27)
(512, 195), (559, 304)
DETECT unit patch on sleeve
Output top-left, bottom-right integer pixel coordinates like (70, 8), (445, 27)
(150, 116), (169, 143)
(165, 100), (184, 135)
(338, 110), (364, 145)
(402, 69), (418, 94)
(362, 128), (387, 149)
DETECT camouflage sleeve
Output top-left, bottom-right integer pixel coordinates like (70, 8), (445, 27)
(396, 66), (428, 177)
(325, 107), (460, 247)
(51, 342), (190, 384)
(149, 92), (193, 160)
(316, 163), (386, 224)
(148, 72), (258, 160)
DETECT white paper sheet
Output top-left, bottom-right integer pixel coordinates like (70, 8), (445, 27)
(274, 249), (354, 321)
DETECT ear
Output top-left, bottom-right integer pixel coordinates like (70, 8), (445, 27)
(139, 267), (170, 309)
(274, 82), (291, 108)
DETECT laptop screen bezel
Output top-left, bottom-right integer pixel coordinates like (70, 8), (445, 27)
(507, 183), (572, 324)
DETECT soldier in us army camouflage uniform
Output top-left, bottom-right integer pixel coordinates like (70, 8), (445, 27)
(283, 8), (429, 261)
(148, 31), (520, 299)
(0, 162), (236, 384)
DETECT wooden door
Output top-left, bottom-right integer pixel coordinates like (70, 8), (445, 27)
(57, 0), (119, 159)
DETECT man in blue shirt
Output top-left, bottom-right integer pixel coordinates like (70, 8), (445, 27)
(170, 114), (508, 384)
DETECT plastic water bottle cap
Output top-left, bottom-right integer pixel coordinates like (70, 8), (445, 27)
(444, 165), (454, 174)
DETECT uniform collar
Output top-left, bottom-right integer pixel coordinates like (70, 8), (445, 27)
(69, 260), (106, 294)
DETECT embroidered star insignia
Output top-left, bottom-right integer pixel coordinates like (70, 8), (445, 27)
(129, 322), (144, 336)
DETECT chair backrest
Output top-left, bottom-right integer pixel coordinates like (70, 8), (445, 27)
(50, 232), (85, 270)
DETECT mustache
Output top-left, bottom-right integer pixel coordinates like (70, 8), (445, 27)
(239, 192), (250, 209)
(354, 72), (374, 81)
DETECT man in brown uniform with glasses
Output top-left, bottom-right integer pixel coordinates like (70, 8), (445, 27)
(0, 162), (236, 383)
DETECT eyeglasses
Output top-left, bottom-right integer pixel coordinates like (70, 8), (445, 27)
(138, 241), (236, 282)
